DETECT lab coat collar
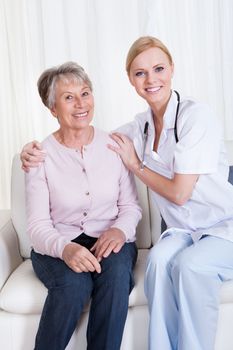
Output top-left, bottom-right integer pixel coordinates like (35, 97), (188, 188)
(162, 90), (179, 130)
(141, 90), (179, 131)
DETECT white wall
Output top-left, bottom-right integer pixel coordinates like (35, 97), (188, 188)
(0, 0), (233, 209)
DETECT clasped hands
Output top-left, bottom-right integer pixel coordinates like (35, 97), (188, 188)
(62, 228), (126, 274)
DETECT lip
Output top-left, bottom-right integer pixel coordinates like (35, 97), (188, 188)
(72, 111), (88, 118)
(145, 86), (161, 93)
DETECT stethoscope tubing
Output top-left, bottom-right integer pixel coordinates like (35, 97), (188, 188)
(141, 90), (180, 166)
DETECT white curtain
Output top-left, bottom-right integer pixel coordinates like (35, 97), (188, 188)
(1, 0), (233, 209)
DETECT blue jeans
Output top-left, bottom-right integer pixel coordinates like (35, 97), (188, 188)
(31, 233), (137, 350)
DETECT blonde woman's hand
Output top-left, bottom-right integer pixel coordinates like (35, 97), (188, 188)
(108, 133), (140, 171)
(20, 141), (46, 172)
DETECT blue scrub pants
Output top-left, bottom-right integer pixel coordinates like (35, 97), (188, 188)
(31, 233), (137, 350)
(145, 232), (233, 350)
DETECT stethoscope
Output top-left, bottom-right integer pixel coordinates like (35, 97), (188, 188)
(140, 90), (180, 169)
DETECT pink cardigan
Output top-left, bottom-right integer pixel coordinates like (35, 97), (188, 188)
(25, 128), (142, 258)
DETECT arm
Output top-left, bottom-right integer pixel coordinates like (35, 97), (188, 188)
(20, 141), (46, 172)
(109, 133), (198, 206)
(91, 161), (142, 260)
(26, 163), (101, 273)
(110, 103), (221, 206)
(110, 161), (142, 236)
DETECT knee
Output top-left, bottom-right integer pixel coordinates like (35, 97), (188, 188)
(53, 271), (88, 290)
(171, 250), (196, 280)
(101, 245), (136, 277)
(146, 244), (172, 271)
(103, 256), (131, 281)
(49, 271), (93, 302)
(99, 257), (133, 294)
(50, 278), (92, 309)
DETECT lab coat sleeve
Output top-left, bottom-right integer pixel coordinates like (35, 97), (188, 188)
(114, 121), (136, 140)
(174, 103), (222, 174)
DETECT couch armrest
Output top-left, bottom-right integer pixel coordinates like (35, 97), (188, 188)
(0, 210), (23, 290)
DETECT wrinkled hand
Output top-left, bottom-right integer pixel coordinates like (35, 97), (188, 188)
(20, 141), (46, 172)
(62, 242), (101, 273)
(90, 228), (126, 261)
(108, 133), (140, 171)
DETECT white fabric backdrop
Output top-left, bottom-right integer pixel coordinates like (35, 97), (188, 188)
(1, 0), (233, 209)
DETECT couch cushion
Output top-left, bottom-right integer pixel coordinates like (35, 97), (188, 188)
(0, 249), (148, 314)
(11, 155), (30, 258)
(0, 259), (46, 314)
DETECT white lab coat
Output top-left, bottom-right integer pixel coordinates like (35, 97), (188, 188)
(117, 90), (233, 242)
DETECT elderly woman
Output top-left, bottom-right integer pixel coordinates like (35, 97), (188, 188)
(25, 62), (141, 350)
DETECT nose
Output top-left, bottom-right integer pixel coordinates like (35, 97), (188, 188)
(146, 71), (156, 84)
(74, 96), (85, 108)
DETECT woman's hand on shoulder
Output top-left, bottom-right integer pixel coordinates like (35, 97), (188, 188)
(20, 140), (46, 172)
(90, 228), (126, 261)
(62, 242), (101, 273)
(108, 133), (140, 171)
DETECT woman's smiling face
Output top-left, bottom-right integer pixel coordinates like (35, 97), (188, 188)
(129, 47), (174, 107)
(51, 79), (94, 131)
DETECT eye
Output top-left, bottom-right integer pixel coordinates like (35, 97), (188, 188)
(82, 91), (89, 97)
(154, 66), (164, 73)
(65, 95), (73, 100)
(135, 71), (146, 77)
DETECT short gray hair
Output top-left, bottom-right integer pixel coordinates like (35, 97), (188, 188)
(37, 61), (93, 109)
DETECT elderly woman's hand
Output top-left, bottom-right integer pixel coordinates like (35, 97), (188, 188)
(62, 242), (101, 273)
(90, 228), (126, 262)
(108, 133), (140, 172)
(20, 141), (46, 172)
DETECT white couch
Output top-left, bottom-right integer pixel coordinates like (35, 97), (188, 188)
(0, 144), (233, 350)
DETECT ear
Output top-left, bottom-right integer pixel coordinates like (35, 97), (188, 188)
(50, 106), (57, 118)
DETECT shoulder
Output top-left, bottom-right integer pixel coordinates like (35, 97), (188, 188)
(40, 134), (65, 164)
(179, 97), (219, 132)
(41, 134), (55, 150)
(180, 97), (210, 118)
(93, 128), (120, 151)
(94, 127), (113, 145)
(94, 127), (108, 139)
(114, 109), (150, 138)
(93, 128), (126, 169)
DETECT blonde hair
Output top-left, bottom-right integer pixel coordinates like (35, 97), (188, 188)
(37, 61), (93, 109)
(126, 36), (173, 75)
